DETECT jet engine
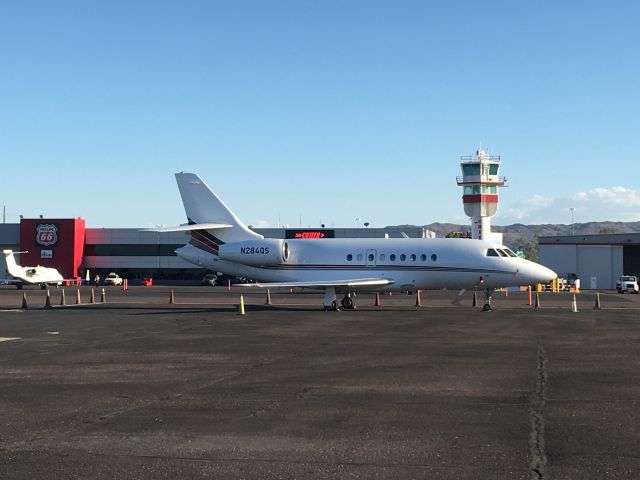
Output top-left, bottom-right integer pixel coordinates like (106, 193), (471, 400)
(218, 239), (289, 266)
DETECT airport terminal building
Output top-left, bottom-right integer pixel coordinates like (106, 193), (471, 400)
(0, 218), (433, 284)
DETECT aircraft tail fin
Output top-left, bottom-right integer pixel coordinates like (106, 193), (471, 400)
(2, 250), (20, 277)
(175, 172), (262, 246)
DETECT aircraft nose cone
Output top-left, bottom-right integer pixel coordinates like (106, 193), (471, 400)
(521, 261), (556, 285)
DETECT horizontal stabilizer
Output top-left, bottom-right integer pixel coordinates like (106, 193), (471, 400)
(141, 223), (233, 233)
(237, 278), (394, 289)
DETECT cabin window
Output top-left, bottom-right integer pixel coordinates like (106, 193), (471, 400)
(368, 253), (375, 262)
(390, 254), (396, 261)
(431, 254), (437, 262)
(379, 253), (386, 261)
(347, 254), (353, 261)
(400, 254), (406, 261)
(410, 254), (416, 261)
(357, 254), (363, 261)
(420, 254), (427, 261)
(486, 249), (499, 257)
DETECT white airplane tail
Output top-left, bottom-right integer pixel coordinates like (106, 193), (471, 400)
(175, 172), (262, 245)
(2, 250), (20, 277)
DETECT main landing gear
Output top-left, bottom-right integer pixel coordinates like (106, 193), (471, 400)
(322, 287), (357, 311)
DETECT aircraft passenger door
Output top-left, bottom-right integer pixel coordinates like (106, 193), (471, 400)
(366, 249), (377, 267)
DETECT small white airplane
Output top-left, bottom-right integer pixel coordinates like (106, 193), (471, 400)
(1, 250), (64, 289)
(150, 172), (556, 311)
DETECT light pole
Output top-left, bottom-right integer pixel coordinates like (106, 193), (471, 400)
(569, 208), (576, 236)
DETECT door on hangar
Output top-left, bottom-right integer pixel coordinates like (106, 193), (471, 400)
(623, 246), (640, 278)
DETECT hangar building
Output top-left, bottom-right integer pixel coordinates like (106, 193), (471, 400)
(539, 233), (640, 290)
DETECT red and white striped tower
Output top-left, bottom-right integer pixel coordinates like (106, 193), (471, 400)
(456, 149), (506, 240)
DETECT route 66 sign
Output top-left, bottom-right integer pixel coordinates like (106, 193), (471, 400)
(35, 224), (58, 247)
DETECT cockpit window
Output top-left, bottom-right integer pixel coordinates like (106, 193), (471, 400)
(486, 249), (499, 257)
(504, 248), (518, 257)
(496, 249), (509, 257)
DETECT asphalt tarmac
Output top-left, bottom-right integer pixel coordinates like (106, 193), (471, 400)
(1, 286), (639, 479)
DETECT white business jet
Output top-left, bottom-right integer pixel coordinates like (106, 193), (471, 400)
(1, 250), (64, 289)
(151, 173), (556, 311)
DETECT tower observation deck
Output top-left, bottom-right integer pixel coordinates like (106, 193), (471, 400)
(456, 149), (506, 241)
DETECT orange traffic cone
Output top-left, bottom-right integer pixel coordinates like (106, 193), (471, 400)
(169, 289), (175, 304)
(21, 292), (28, 309)
(374, 292), (381, 307)
(594, 292), (601, 310)
(265, 289), (272, 305)
(76, 288), (82, 305)
(45, 289), (52, 308)
(100, 288), (106, 303)
(60, 289), (66, 306)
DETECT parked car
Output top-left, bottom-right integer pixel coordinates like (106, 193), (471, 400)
(200, 274), (218, 286)
(103, 272), (123, 286)
(616, 275), (639, 294)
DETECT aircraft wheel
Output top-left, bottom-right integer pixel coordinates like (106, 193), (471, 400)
(482, 303), (492, 312)
(341, 297), (354, 309)
(324, 301), (339, 311)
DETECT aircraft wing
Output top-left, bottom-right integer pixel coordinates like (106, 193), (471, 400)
(237, 278), (394, 289)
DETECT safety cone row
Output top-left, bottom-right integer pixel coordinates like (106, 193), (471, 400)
(169, 289), (175, 304)
(374, 292), (381, 307)
(570, 294), (579, 313)
(265, 289), (272, 305)
(415, 290), (422, 307)
(238, 295), (246, 315)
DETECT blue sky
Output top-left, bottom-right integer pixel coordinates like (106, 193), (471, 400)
(1, 1), (639, 228)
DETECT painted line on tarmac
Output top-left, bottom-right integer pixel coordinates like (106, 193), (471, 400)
(0, 337), (21, 342)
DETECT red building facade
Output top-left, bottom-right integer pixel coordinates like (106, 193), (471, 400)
(19, 218), (86, 279)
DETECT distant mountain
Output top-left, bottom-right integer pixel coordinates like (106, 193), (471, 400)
(389, 221), (640, 261)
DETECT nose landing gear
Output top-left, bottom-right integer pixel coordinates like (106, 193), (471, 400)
(483, 288), (495, 311)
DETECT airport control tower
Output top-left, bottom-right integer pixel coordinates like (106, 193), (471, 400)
(456, 149), (506, 241)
